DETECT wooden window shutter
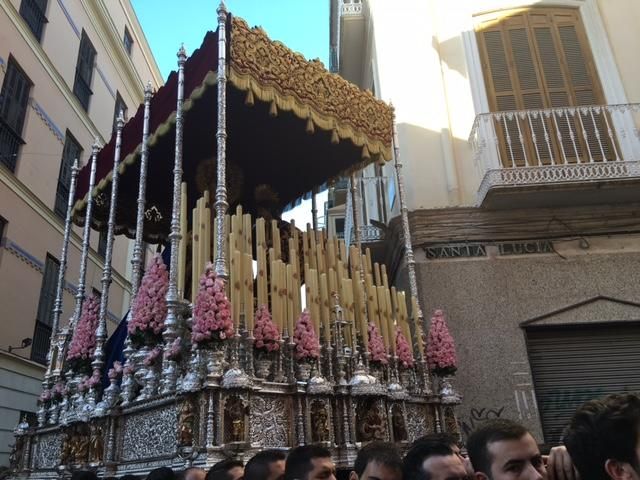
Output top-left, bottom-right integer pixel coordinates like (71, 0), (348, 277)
(476, 7), (611, 165)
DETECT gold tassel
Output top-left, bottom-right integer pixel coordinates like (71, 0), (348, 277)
(306, 116), (314, 134)
(362, 144), (371, 160)
(245, 89), (254, 107)
(331, 128), (339, 145)
(269, 100), (278, 117)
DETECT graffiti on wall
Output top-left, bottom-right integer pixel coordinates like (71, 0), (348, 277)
(458, 406), (506, 440)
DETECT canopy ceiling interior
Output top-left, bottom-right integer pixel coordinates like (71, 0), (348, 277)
(72, 15), (394, 243)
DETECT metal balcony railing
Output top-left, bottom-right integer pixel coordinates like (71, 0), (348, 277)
(341, 0), (363, 16)
(0, 118), (25, 172)
(469, 103), (640, 204)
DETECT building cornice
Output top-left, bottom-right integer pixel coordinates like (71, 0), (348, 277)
(0, 0), (105, 144)
(79, 0), (147, 104)
(0, 164), (131, 293)
(118, 0), (163, 87)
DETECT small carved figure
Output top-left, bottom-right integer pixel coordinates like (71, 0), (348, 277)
(88, 424), (104, 464)
(311, 402), (330, 443)
(359, 403), (385, 442)
(225, 397), (246, 443)
(391, 406), (407, 442)
(60, 431), (72, 465)
(70, 430), (89, 464)
(178, 401), (196, 446)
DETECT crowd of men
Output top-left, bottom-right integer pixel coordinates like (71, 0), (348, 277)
(70, 393), (639, 480)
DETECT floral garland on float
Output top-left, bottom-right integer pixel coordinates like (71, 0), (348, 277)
(426, 309), (461, 402)
(128, 254), (169, 348)
(66, 293), (101, 376)
(253, 304), (280, 379)
(367, 322), (388, 382)
(292, 309), (320, 382)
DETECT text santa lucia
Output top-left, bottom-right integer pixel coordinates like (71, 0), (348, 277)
(11, 4), (460, 477)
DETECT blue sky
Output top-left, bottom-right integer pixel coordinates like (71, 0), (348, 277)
(131, 0), (330, 226)
(132, 0), (330, 80)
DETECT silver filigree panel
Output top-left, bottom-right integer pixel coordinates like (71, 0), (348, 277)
(33, 433), (63, 469)
(249, 396), (289, 448)
(121, 406), (178, 461)
(405, 404), (429, 442)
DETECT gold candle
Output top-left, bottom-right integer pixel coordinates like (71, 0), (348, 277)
(286, 264), (295, 336)
(271, 260), (280, 330)
(244, 252), (254, 330)
(191, 205), (200, 299)
(320, 273), (330, 343)
(271, 220), (281, 260)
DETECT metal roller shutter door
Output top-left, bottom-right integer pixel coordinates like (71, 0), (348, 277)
(526, 323), (640, 444)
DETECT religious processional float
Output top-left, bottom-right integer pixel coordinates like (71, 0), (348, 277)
(11, 4), (461, 477)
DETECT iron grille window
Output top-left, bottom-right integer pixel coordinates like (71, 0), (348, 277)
(98, 230), (107, 258)
(0, 58), (31, 172)
(31, 254), (59, 364)
(54, 132), (82, 218)
(123, 26), (133, 55)
(73, 31), (96, 111)
(19, 0), (48, 42)
(112, 92), (128, 134)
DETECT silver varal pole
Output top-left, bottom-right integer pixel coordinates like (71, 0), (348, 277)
(131, 82), (153, 300)
(160, 46), (187, 394)
(311, 187), (318, 231)
(349, 172), (372, 373)
(392, 120), (432, 394)
(92, 112), (125, 386)
(60, 140), (100, 370)
(120, 82), (153, 402)
(46, 158), (80, 385)
(213, 1), (229, 279)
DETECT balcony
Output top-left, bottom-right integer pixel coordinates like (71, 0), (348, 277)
(469, 104), (640, 208)
(341, 0), (363, 16)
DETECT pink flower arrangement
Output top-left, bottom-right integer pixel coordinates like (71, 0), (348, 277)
(293, 309), (320, 361)
(67, 294), (100, 374)
(52, 382), (67, 400)
(164, 337), (182, 361)
(108, 361), (124, 380)
(128, 254), (169, 347)
(253, 305), (280, 353)
(39, 389), (52, 403)
(426, 309), (458, 376)
(123, 363), (135, 376)
(367, 322), (388, 365)
(77, 372), (100, 392)
(143, 347), (162, 366)
(191, 263), (234, 346)
(395, 327), (415, 369)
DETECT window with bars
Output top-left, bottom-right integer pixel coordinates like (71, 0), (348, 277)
(31, 254), (59, 364)
(54, 132), (82, 218)
(123, 26), (134, 55)
(73, 31), (96, 111)
(19, 0), (48, 42)
(0, 57), (31, 172)
(476, 8), (613, 167)
(112, 92), (128, 134)
(98, 230), (107, 258)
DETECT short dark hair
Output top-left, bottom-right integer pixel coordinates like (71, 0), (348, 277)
(245, 449), (287, 480)
(206, 459), (243, 480)
(285, 445), (332, 480)
(564, 394), (640, 480)
(71, 472), (98, 480)
(178, 467), (204, 480)
(353, 442), (402, 477)
(146, 467), (176, 480)
(403, 434), (455, 480)
(121, 475), (141, 480)
(467, 419), (530, 475)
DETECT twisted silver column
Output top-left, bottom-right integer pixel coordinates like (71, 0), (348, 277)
(392, 120), (432, 394)
(311, 187), (318, 231)
(213, 1), (229, 279)
(131, 82), (153, 300)
(160, 46), (187, 394)
(60, 141), (100, 368)
(93, 113), (125, 383)
(46, 159), (80, 385)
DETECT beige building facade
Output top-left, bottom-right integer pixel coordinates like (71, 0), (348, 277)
(0, 0), (161, 466)
(332, 0), (640, 444)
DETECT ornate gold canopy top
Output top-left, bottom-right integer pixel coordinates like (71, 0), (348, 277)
(72, 15), (394, 242)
